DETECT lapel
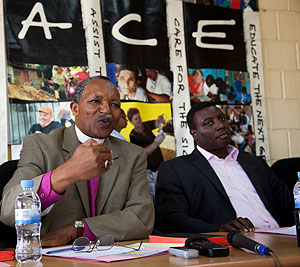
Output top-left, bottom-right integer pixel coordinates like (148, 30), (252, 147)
(190, 149), (231, 203)
(237, 153), (269, 209)
(96, 136), (120, 215)
(61, 128), (122, 217)
(61, 125), (80, 161)
(61, 125), (90, 217)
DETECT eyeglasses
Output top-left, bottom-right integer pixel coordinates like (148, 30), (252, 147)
(72, 234), (143, 253)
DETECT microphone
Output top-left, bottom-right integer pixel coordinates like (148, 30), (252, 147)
(227, 230), (273, 255)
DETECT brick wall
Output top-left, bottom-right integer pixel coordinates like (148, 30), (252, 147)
(259, 0), (300, 163)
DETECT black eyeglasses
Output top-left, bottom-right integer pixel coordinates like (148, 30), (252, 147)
(71, 234), (143, 253)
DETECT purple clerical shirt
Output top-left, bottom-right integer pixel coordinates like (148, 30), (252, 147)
(37, 172), (99, 240)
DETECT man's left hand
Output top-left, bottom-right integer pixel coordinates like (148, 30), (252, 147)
(41, 224), (77, 247)
(219, 217), (255, 232)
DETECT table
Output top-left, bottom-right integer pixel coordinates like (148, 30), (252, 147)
(10, 232), (300, 266)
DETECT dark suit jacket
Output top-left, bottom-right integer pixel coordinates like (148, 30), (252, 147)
(155, 148), (294, 233)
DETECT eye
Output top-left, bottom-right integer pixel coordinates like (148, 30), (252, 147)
(204, 120), (213, 126)
(220, 116), (226, 122)
(111, 103), (120, 108)
(89, 99), (100, 103)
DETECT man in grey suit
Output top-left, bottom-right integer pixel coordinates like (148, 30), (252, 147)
(0, 76), (154, 247)
(155, 102), (294, 234)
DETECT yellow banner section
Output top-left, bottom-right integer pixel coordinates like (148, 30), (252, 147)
(120, 102), (175, 160)
(120, 102), (172, 140)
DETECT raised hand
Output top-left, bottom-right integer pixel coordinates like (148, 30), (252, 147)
(153, 133), (166, 146)
(156, 114), (166, 127)
(51, 139), (113, 193)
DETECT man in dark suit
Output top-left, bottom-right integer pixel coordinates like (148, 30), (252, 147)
(155, 102), (294, 234)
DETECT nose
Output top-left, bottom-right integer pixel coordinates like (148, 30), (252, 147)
(215, 119), (226, 131)
(99, 101), (110, 114)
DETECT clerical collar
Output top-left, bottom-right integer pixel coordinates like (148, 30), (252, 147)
(75, 125), (104, 145)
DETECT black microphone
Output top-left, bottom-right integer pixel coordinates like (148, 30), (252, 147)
(227, 230), (273, 255)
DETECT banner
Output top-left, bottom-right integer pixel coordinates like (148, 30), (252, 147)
(5, 0), (87, 65)
(166, 0), (193, 156)
(4, 0), (265, 160)
(243, 9), (269, 159)
(184, 4), (247, 71)
(101, 0), (170, 71)
(80, 0), (106, 76)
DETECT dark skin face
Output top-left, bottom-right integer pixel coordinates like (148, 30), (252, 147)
(115, 112), (128, 132)
(190, 106), (231, 159)
(145, 69), (158, 81)
(71, 79), (121, 139)
(119, 113), (128, 129)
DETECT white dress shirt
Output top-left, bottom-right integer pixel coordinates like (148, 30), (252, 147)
(197, 145), (279, 229)
(110, 130), (126, 141)
(75, 125), (104, 144)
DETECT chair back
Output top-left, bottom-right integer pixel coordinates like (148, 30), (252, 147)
(271, 157), (300, 227)
(0, 160), (19, 198)
(0, 160), (18, 248)
(271, 157), (300, 194)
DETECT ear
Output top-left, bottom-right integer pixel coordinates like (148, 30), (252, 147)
(190, 129), (198, 141)
(70, 101), (79, 117)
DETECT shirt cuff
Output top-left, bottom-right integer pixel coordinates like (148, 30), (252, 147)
(82, 220), (97, 241)
(37, 171), (65, 211)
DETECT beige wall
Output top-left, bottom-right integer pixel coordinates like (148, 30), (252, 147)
(259, 0), (300, 163)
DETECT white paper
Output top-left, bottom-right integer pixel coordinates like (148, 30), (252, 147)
(43, 245), (134, 258)
(42, 242), (168, 262)
(255, 225), (296, 236)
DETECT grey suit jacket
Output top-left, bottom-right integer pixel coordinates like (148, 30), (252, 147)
(0, 125), (154, 240)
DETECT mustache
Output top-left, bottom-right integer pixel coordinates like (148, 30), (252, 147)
(97, 112), (113, 122)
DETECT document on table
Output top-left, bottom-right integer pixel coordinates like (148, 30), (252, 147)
(42, 243), (168, 262)
(255, 225), (296, 236)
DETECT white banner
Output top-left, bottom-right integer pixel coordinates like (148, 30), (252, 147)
(80, 0), (106, 76)
(244, 9), (269, 160)
(166, 0), (194, 156)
